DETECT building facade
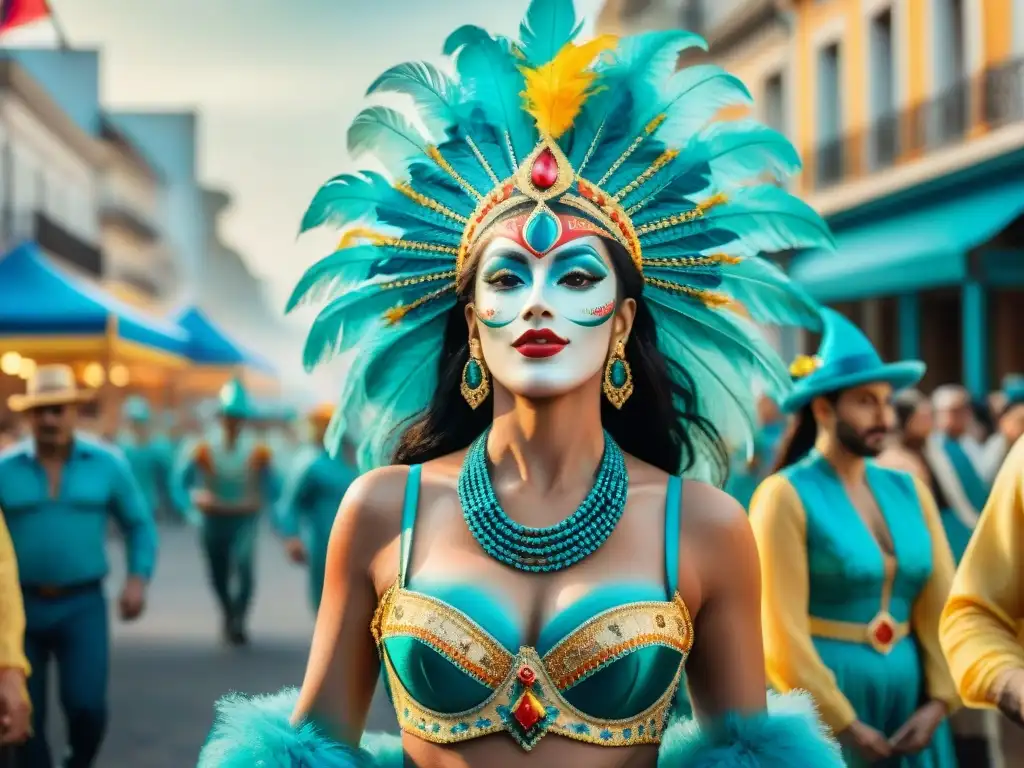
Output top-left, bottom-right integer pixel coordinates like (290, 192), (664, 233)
(0, 52), (104, 282)
(99, 116), (180, 307)
(599, 0), (1024, 397)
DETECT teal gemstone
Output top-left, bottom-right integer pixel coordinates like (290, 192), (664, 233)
(610, 359), (628, 388)
(523, 209), (560, 253)
(465, 359), (483, 389)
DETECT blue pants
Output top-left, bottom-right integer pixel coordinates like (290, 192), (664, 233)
(201, 516), (258, 624)
(17, 586), (109, 768)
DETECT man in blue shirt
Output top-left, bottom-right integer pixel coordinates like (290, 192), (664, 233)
(275, 404), (358, 612)
(117, 396), (176, 524)
(0, 364), (158, 768)
(174, 379), (278, 646)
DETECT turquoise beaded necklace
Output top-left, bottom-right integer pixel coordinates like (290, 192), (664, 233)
(459, 427), (629, 572)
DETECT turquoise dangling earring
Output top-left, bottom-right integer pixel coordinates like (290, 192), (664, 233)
(603, 339), (633, 409)
(461, 338), (490, 409)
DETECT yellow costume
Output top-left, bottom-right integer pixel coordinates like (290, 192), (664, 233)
(0, 507), (30, 691)
(940, 434), (1024, 707)
(752, 470), (959, 735)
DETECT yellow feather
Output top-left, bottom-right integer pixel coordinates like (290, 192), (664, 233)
(519, 35), (617, 140)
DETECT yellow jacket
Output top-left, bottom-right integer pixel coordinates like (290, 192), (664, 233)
(940, 434), (1024, 707)
(0, 506), (29, 676)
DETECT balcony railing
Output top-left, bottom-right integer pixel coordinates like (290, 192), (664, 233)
(806, 57), (1024, 192)
(98, 186), (160, 241)
(8, 211), (104, 277)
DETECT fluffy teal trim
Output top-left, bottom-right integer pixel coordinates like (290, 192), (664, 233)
(197, 688), (403, 768)
(657, 691), (843, 766)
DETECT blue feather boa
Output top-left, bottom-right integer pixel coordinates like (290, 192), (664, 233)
(197, 689), (841, 766)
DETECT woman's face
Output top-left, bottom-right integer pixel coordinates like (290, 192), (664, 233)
(469, 234), (631, 400)
(905, 401), (933, 442)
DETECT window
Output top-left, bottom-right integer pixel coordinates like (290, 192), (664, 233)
(815, 42), (843, 186)
(763, 71), (786, 134)
(869, 7), (897, 168)
(933, 0), (968, 143)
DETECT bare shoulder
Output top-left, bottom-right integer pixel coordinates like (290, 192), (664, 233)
(332, 464), (413, 561)
(681, 479), (751, 545)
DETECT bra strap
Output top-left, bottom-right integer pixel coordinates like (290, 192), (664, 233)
(664, 475), (683, 597)
(398, 464), (422, 588)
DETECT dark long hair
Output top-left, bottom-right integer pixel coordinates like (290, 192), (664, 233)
(771, 391), (839, 473)
(391, 205), (727, 479)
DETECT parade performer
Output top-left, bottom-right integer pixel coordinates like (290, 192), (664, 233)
(940, 434), (1024, 761)
(0, 365), (156, 768)
(750, 310), (959, 767)
(117, 395), (176, 523)
(972, 376), (1024, 484)
(198, 1), (842, 765)
(0, 506), (31, 749)
(927, 385), (989, 562)
(276, 404), (359, 612)
(175, 378), (278, 646)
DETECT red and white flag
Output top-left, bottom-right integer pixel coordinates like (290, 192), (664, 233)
(0, 0), (64, 47)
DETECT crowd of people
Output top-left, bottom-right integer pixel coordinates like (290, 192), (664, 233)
(0, 365), (357, 766)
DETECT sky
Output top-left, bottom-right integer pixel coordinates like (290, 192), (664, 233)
(52, 0), (606, 308)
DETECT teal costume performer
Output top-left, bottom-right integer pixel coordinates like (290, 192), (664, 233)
(750, 310), (959, 768)
(117, 396), (176, 523)
(276, 404), (358, 611)
(198, 0), (843, 764)
(175, 379), (278, 645)
(0, 372), (157, 768)
(725, 409), (784, 509)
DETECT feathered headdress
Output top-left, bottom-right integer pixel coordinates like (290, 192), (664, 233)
(288, 0), (832, 480)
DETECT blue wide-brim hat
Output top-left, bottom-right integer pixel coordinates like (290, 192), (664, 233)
(780, 308), (925, 413)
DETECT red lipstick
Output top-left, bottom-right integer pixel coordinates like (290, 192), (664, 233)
(512, 328), (569, 358)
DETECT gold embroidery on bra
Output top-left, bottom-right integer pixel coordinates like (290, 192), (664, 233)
(371, 583), (695, 750)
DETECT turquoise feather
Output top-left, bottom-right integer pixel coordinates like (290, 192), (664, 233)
(287, 243), (450, 312)
(647, 65), (752, 145)
(366, 62), (463, 141)
(300, 172), (391, 233)
(455, 35), (536, 163)
(518, 0), (581, 66)
(347, 106), (429, 179)
(686, 120), (802, 185)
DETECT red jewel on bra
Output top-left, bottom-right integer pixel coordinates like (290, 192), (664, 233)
(531, 148), (558, 190)
(517, 665), (536, 686)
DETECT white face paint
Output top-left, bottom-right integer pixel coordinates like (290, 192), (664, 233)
(473, 235), (619, 399)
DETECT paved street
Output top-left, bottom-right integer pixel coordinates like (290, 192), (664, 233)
(41, 522), (397, 767)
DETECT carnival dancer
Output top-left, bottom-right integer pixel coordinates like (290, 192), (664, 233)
(198, 1), (844, 765)
(928, 385), (990, 562)
(750, 309), (959, 767)
(0, 365), (156, 768)
(725, 392), (785, 509)
(175, 379), (278, 646)
(940, 434), (1024, 765)
(0, 505), (31, 750)
(117, 396), (176, 523)
(276, 404), (359, 612)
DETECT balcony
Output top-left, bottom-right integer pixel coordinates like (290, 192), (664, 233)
(8, 211), (104, 277)
(98, 185), (160, 241)
(805, 57), (1024, 193)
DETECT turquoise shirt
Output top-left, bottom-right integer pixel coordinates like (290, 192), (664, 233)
(173, 430), (279, 520)
(117, 431), (174, 511)
(726, 421), (785, 509)
(275, 448), (357, 541)
(0, 434), (158, 586)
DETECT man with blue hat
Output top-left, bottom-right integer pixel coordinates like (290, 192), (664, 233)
(117, 396), (176, 524)
(0, 364), (157, 767)
(174, 378), (278, 645)
(749, 309), (960, 767)
(275, 403), (358, 612)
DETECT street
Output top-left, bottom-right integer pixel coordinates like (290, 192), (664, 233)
(45, 522), (398, 767)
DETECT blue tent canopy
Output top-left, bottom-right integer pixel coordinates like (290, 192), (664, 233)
(174, 307), (275, 373)
(0, 241), (188, 356)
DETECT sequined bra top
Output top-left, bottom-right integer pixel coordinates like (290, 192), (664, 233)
(370, 465), (694, 751)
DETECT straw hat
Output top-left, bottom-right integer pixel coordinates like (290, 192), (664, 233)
(8, 364), (96, 412)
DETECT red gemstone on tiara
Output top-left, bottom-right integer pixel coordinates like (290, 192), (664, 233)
(531, 148), (559, 190)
